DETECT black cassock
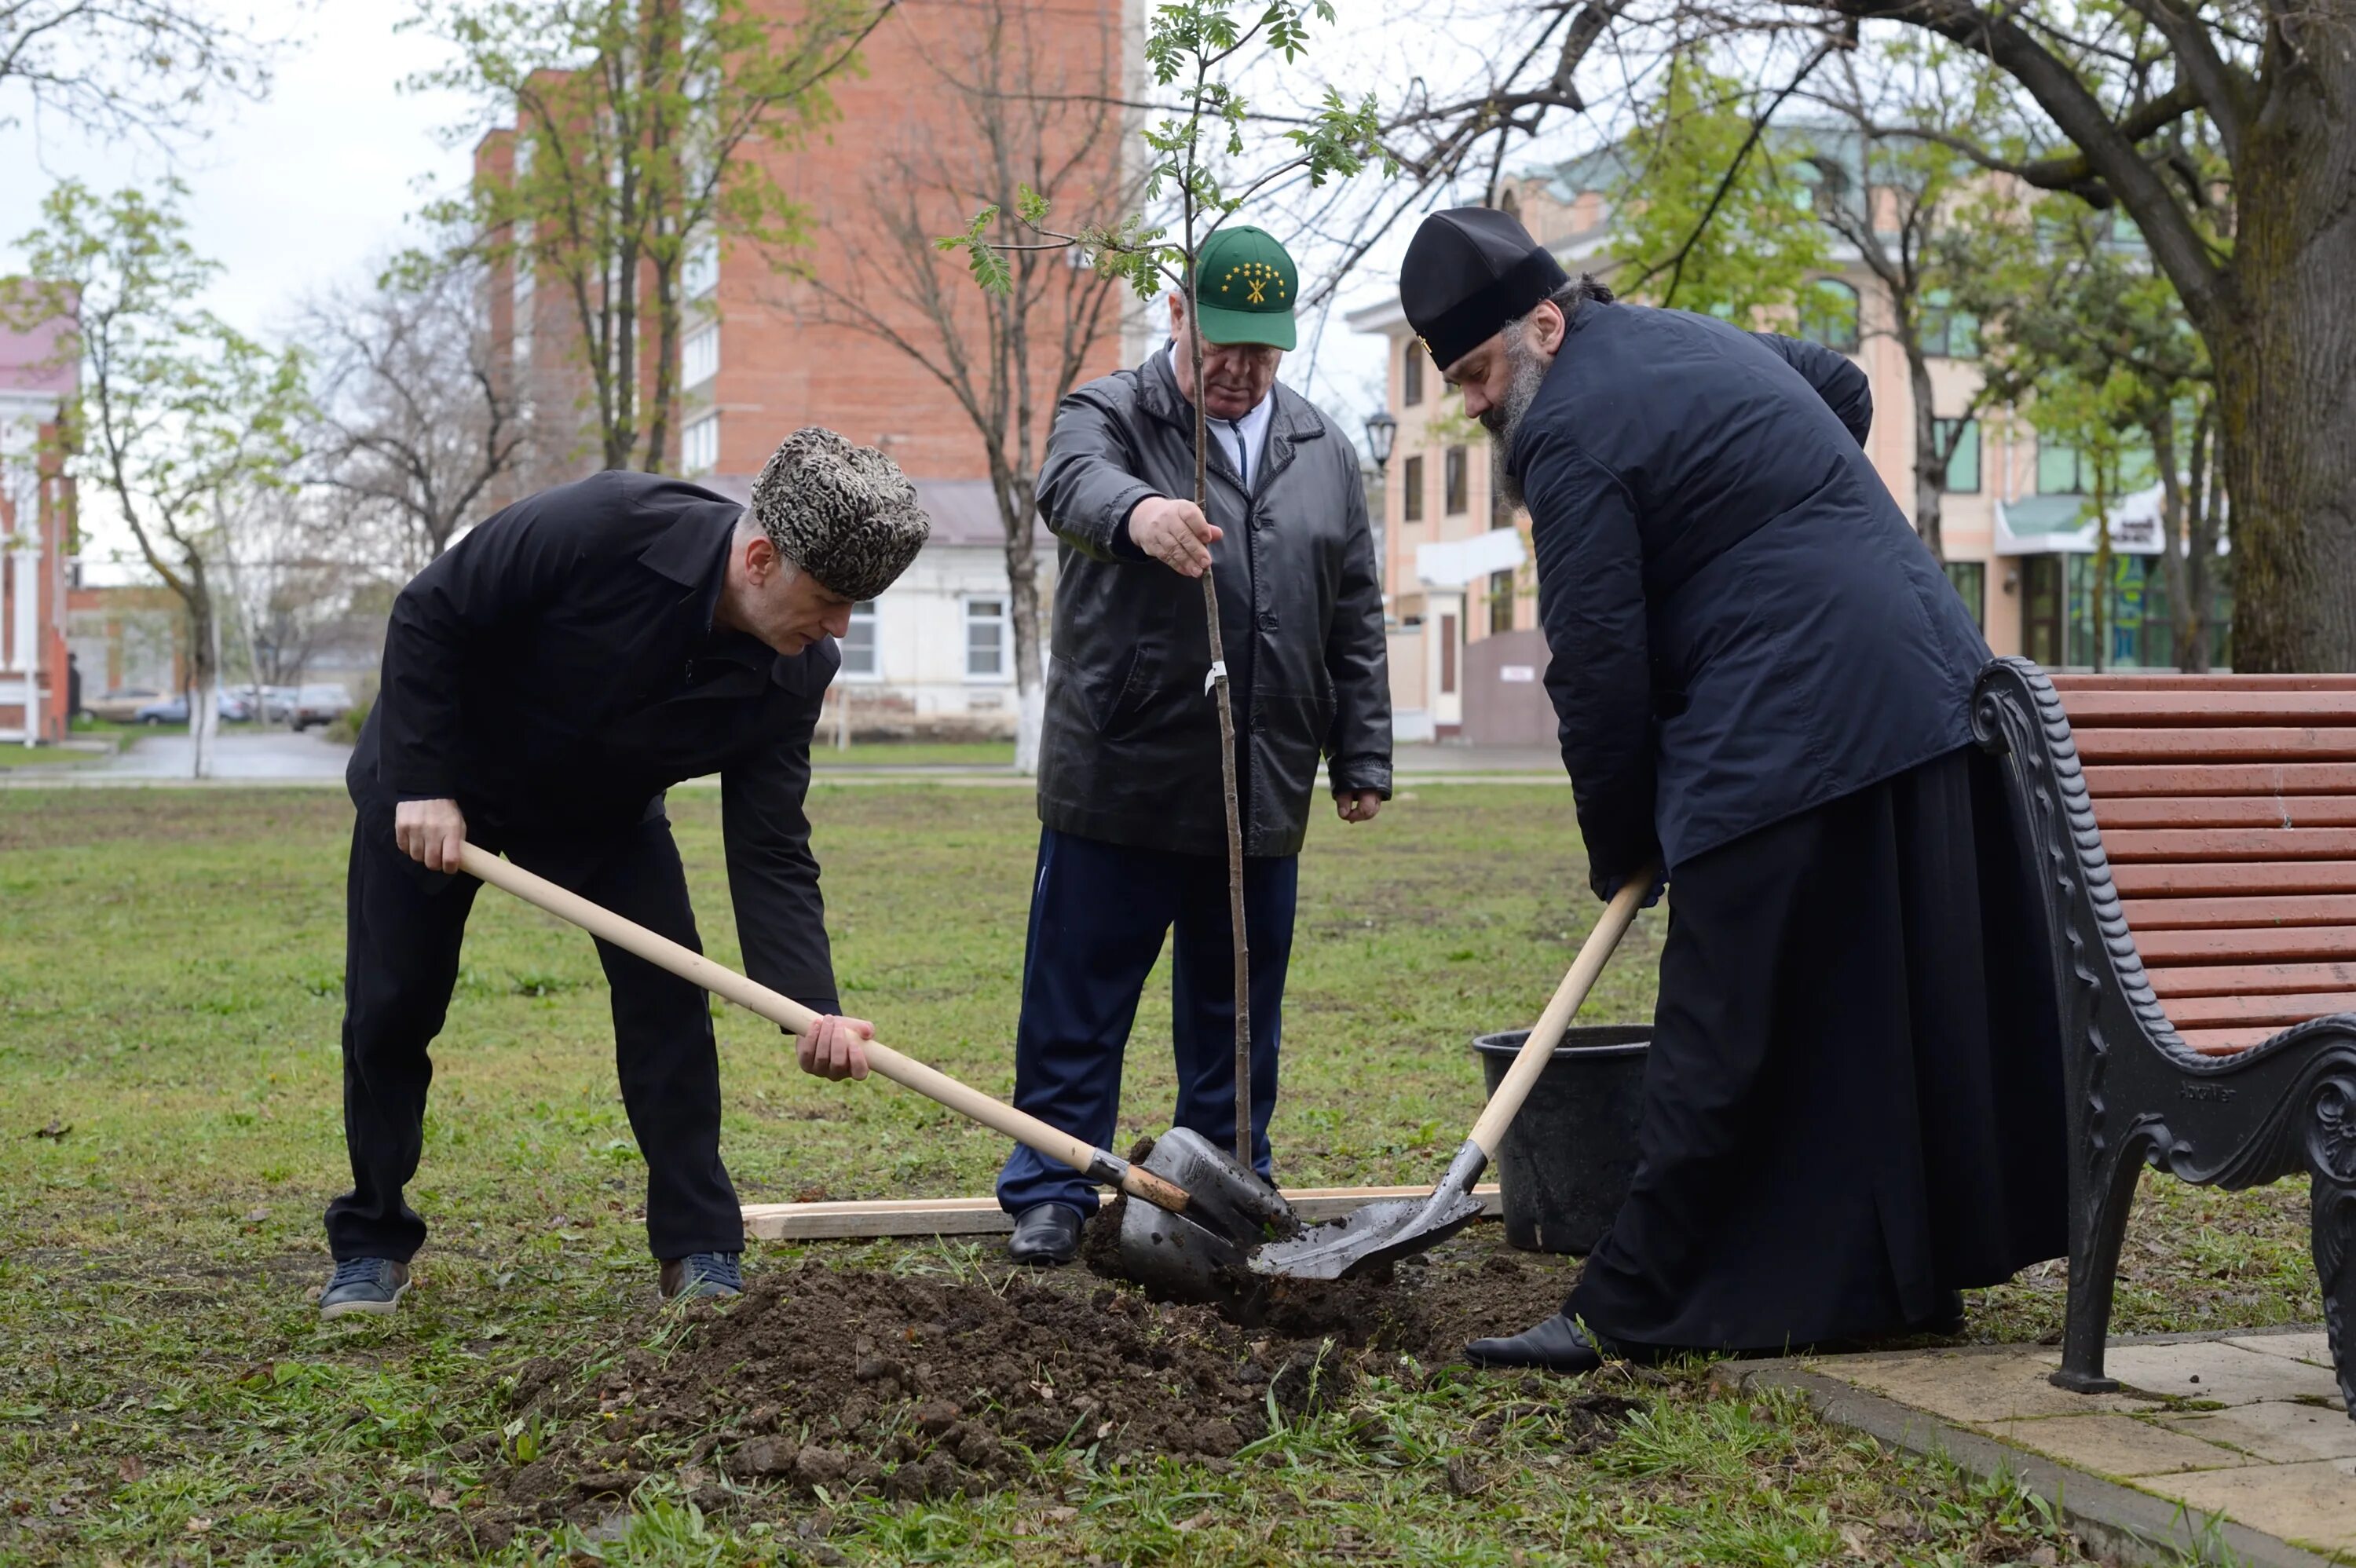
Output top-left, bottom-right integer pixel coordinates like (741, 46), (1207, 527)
(1509, 302), (2066, 1352)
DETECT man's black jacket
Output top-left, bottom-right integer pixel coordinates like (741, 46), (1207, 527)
(1505, 303), (1989, 897)
(349, 469), (841, 1014)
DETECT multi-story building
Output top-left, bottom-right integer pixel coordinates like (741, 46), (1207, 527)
(477, 0), (1141, 737)
(1348, 159), (2226, 744)
(0, 303), (76, 745)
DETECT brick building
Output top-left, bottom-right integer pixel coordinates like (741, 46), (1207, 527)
(0, 302), (76, 745)
(477, 0), (1144, 734)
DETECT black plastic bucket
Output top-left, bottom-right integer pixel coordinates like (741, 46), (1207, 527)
(1472, 1025), (1649, 1255)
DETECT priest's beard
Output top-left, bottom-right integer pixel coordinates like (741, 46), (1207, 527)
(1482, 323), (1554, 513)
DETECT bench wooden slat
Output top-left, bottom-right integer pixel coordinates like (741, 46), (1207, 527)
(2146, 960), (2356, 997)
(2064, 691), (2356, 726)
(2102, 828), (2356, 861)
(2174, 1026), (2275, 1056)
(2096, 796), (2356, 829)
(2134, 927), (2356, 964)
(2073, 728), (2356, 763)
(2120, 893), (2356, 929)
(2052, 674), (2356, 692)
(2163, 993), (2356, 1027)
(2112, 861), (2356, 896)
(2081, 764), (2356, 797)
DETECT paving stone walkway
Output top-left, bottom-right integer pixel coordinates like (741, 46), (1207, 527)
(1785, 1329), (2353, 1562)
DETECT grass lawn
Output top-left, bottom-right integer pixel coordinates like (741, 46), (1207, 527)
(0, 744), (104, 770)
(0, 784), (2319, 1565)
(807, 741), (1016, 769)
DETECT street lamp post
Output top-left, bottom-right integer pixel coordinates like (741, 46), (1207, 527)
(1363, 411), (1397, 470)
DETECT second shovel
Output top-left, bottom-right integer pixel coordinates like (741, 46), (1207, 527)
(1249, 867), (1655, 1282)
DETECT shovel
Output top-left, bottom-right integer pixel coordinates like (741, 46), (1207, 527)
(452, 843), (1269, 1234)
(1248, 866), (1656, 1283)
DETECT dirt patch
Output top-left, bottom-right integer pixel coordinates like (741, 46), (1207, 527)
(477, 1228), (1577, 1542)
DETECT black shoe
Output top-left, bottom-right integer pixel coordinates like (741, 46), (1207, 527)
(1465, 1312), (1604, 1373)
(1008, 1203), (1083, 1266)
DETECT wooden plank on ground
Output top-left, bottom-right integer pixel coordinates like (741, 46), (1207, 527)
(743, 1183), (1505, 1241)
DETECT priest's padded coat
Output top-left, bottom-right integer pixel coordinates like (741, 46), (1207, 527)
(1505, 302), (1990, 896)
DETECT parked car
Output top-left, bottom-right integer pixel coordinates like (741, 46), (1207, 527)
(84, 686), (163, 723)
(291, 684), (354, 730)
(229, 684), (299, 723)
(133, 690), (255, 726)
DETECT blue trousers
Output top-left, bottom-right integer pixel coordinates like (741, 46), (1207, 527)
(996, 828), (1297, 1217)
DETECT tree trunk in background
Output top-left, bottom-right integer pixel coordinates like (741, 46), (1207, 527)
(1906, 342), (1947, 561)
(188, 585), (220, 780)
(2210, 35), (2356, 672)
(2151, 406), (2201, 674)
(998, 472), (1048, 774)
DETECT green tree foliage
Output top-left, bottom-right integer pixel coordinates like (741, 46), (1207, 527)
(6, 180), (306, 777)
(1605, 49), (1827, 322)
(406, 0), (891, 473)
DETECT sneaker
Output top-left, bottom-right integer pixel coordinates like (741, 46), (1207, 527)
(320, 1257), (410, 1319)
(659, 1252), (744, 1300)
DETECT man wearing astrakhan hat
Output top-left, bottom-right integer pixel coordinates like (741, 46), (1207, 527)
(1396, 207), (2065, 1370)
(994, 224), (1392, 1265)
(319, 429), (929, 1317)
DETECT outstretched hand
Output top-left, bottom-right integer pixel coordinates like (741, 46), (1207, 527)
(1126, 496), (1221, 577)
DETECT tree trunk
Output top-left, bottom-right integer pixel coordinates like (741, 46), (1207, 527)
(2211, 32), (2356, 672)
(2150, 406), (2196, 672)
(2178, 401), (2215, 674)
(1004, 498), (1046, 776)
(2090, 457), (2111, 673)
(1907, 343), (1947, 561)
(188, 587), (220, 781)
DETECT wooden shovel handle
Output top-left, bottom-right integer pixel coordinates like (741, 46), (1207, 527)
(455, 844), (1189, 1215)
(1466, 865), (1655, 1158)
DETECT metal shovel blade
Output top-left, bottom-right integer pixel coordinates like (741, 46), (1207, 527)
(1248, 1141), (1489, 1281)
(1115, 1127), (1301, 1307)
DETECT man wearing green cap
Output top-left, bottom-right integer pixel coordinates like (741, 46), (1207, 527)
(996, 224), (1392, 1264)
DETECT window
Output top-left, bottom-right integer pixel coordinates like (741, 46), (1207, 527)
(840, 601), (878, 677)
(682, 232), (720, 300)
(1443, 446), (1469, 514)
(1918, 291), (1979, 358)
(1797, 278), (1861, 353)
(1403, 340), (1425, 407)
(1936, 418), (1981, 494)
(2038, 440), (2088, 495)
(682, 324), (719, 388)
(1438, 612), (1458, 695)
(964, 597), (1008, 680)
(1488, 568), (1516, 634)
(1944, 561), (1986, 629)
(2037, 438), (2157, 496)
(510, 219), (535, 364)
(1402, 455), (1425, 522)
(682, 414), (718, 475)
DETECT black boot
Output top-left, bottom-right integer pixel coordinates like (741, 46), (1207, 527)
(1008, 1203), (1083, 1265)
(1465, 1312), (1604, 1373)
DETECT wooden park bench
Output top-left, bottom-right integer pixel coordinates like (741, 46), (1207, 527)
(1973, 658), (2356, 1416)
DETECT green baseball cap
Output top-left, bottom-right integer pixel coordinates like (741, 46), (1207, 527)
(1193, 225), (1298, 350)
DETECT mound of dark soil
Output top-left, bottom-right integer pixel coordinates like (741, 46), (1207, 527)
(477, 1228), (1579, 1544)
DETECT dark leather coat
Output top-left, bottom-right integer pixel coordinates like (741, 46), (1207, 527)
(1033, 350), (1391, 858)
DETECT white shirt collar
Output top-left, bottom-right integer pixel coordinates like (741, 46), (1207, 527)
(1165, 342), (1276, 488)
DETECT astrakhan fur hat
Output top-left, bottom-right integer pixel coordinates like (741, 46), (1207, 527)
(749, 427), (930, 602)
